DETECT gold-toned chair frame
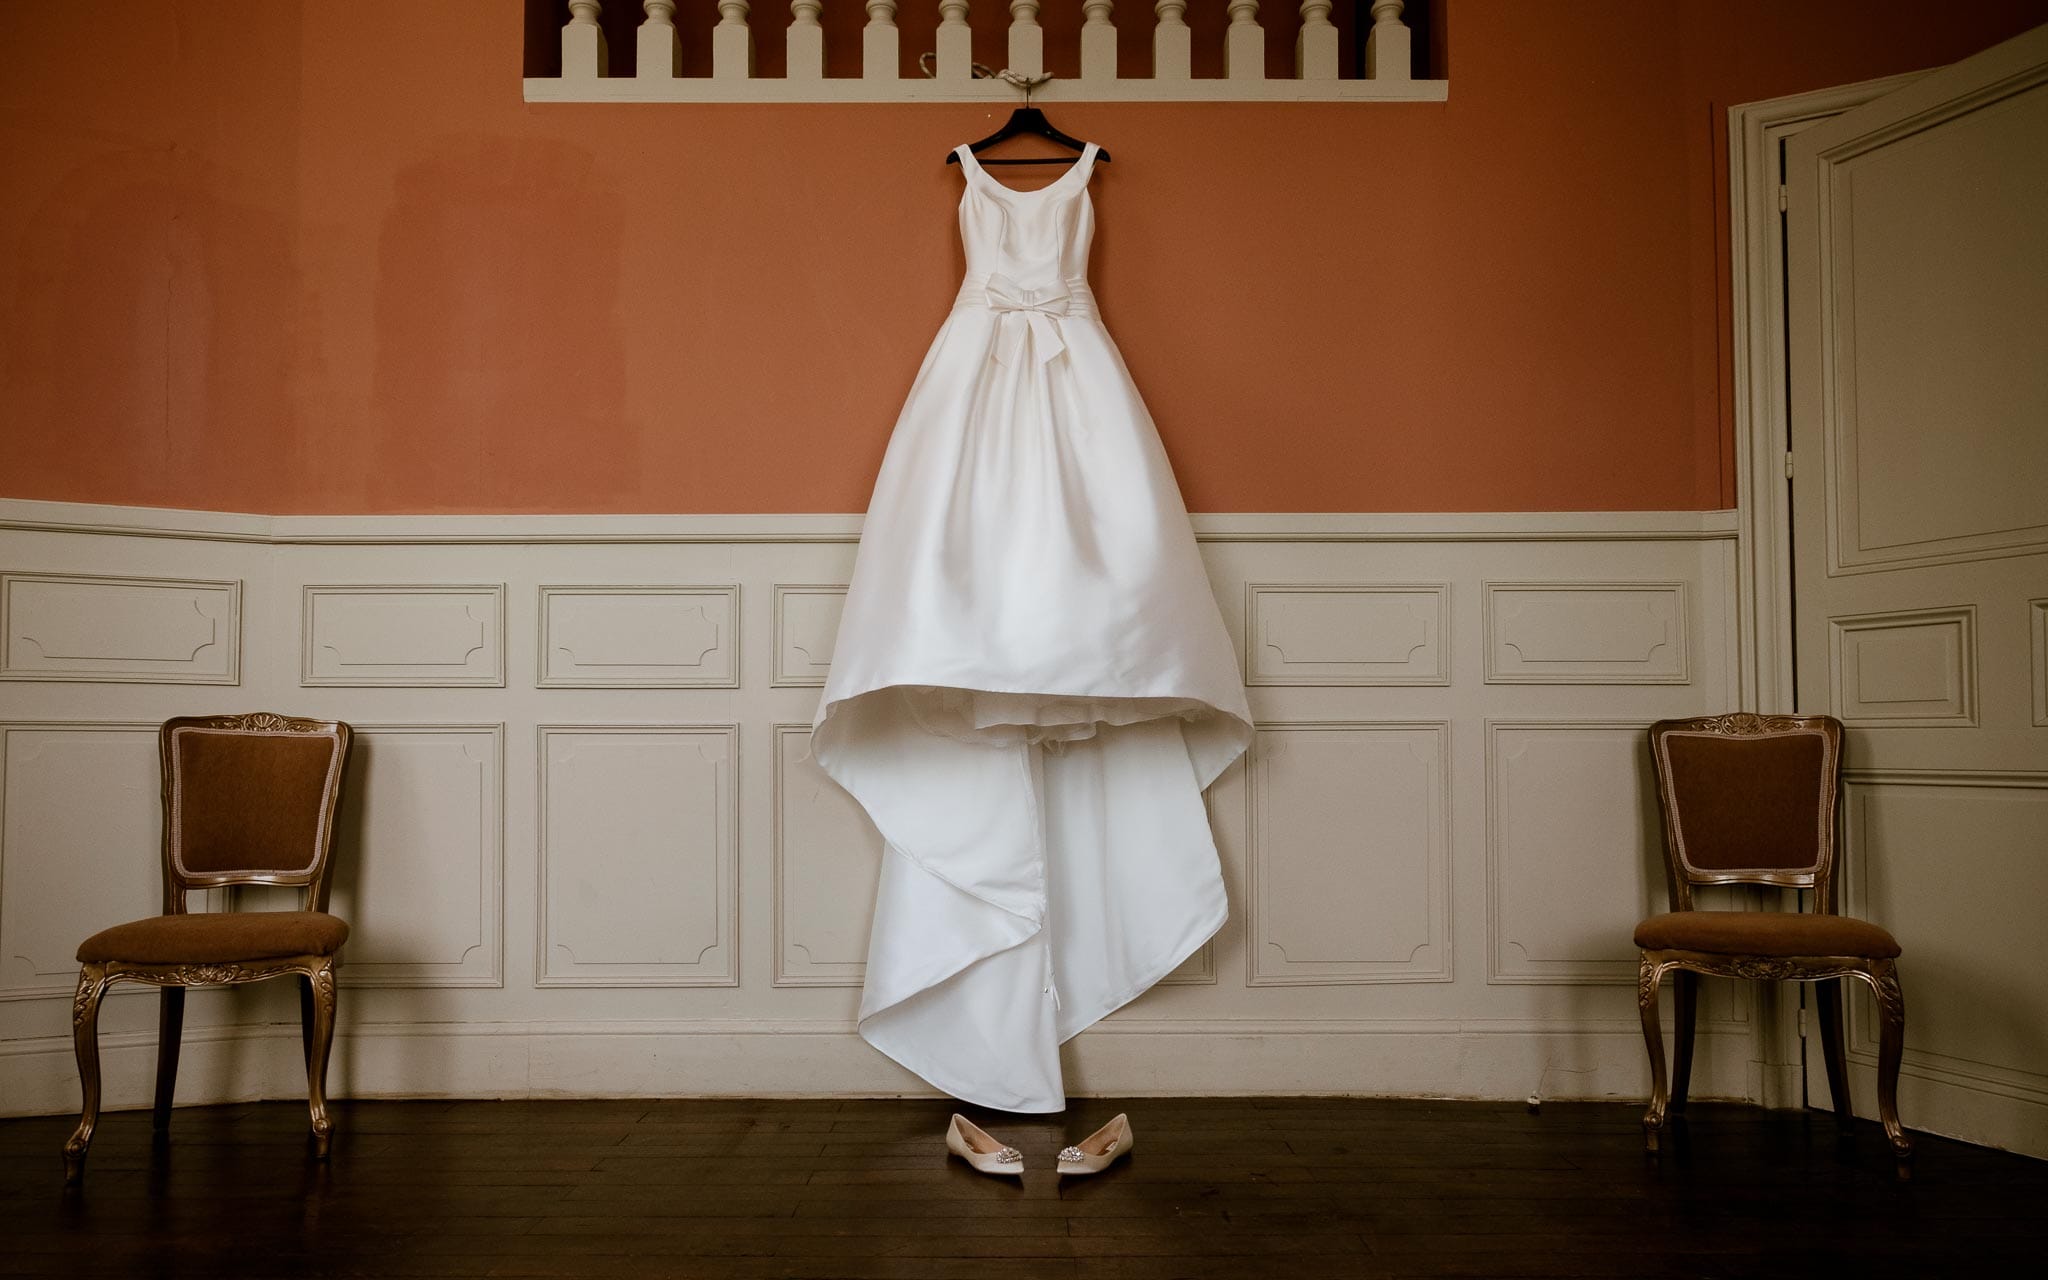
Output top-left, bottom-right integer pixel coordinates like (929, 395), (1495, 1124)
(1637, 712), (1911, 1173)
(64, 712), (352, 1184)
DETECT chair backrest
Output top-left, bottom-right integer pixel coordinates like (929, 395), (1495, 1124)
(158, 713), (353, 913)
(1647, 713), (1843, 912)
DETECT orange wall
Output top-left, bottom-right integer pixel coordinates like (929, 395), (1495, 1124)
(1, 2), (2040, 515)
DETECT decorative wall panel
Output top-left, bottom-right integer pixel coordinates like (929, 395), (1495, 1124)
(1828, 606), (1977, 727)
(1, 573), (239, 684)
(302, 585), (505, 687)
(537, 586), (739, 688)
(772, 585), (846, 688)
(1841, 773), (2048, 1104)
(327, 725), (504, 987)
(0, 724), (160, 999)
(1243, 583), (1449, 686)
(1823, 83), (2048, 573)
(1246, 722), (1452, 986)
(1484, 582), (1689, 684)
(538, 725), (738, 987)
(2031, 599), (2047, 727)
(0, 499), (1747, 1111)
(1487, 720), (1661, 984)
(773, 724), (882, 986)
(1159, 941), (1216, 986)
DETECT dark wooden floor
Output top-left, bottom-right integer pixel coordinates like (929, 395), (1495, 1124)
(3, 1097), (2043, 1279)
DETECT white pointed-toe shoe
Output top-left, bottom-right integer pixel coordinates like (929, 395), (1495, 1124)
(1057, 1113), (1133, 1177)
(946, 1113), (1025, 1177)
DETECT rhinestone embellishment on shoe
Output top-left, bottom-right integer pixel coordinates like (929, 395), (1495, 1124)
(1057, 1146), (1084, 1162)
(995, 1147), (1022, 1164)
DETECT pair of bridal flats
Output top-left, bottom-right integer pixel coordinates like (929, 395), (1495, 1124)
(946, 1113), (1134, 1178)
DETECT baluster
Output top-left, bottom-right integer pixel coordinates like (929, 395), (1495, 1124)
(1081, 1), (1116, 82)
(789, 1), (824, 79)
(1153, 1), (1189, 81)
(563, 0), (607, 78)
(936, 1), (972, 80)
(863, 1), (899, 80)
(1366, 0), (1412, 82)
(1008, 2), (1043, 78)
(1296, 0), (1335, 80)
(1225, 1), (1263, 81)
(637, 1), (679, 79)
(713, 1), (754, 79)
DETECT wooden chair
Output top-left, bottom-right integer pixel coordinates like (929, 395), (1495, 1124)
(1635, 713), (1911, 1173)
(64, 712), (354, 1184)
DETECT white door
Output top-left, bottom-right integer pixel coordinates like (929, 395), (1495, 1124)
(1788, 23), (2048, 1158)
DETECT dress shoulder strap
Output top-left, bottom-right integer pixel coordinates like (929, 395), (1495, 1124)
(1072, 142), (1102, 186)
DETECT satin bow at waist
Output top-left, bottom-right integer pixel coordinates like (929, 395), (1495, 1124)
(954, 273), (1097, 366)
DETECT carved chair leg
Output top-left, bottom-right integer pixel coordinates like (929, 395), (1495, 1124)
(1637, 954), (1670, 1152)
(1669, 970), (1699, 1114)
(1866, 961), (1912, 1176)
(1814, 977), (1854, 1134)
(298, 974), (316, 1069)
(63, 966), (111, 1185)
(303, 962), (338, 1159)
(153, 986), (186, 1137)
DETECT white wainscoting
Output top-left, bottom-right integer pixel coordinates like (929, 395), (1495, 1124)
(0, 499), (1755, 1115)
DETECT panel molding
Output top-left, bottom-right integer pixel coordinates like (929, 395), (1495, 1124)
(772, 585), (847, 688)
(536, 724), (740, 988)
(1839, 769), (2048, 1105)
(0, 495), (1757, 1109)
(302, 585), (506, 687)
(1828, 604), (1979, 726)
(1, 572), (240, 685)
(1483, 581), (1691, 685)
(1486, 719), (1660, 985)
(329, 723), (505, 989)
(1242, 582), (1450, 687)
(1814, 63), (2048, 576)
(772, 723), (879, 987)
(0, 721), (162, 1001)
(2032, 599), (2047, 727)
(536, 585), (740, 688)
(1245, 721), (1453, 987)
(0, 497), (1742, 547)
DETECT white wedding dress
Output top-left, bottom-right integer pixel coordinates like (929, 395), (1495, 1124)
(812, 143), (1251, 1113)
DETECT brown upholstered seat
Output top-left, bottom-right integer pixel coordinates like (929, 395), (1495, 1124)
(64, 713), (354, 1185)
(1637, 713), (1911, 1174)
(78, 911), (350, 965)
(1633, 911), (1899, 959)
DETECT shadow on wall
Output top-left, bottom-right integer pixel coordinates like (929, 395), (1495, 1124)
(369, 136), (633, 511)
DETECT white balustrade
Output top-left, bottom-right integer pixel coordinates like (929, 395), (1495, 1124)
(1153, 0), (1190, 82)
(529, 1), (1443, 103)
(638, 1), (679, 80)
(562, 0), (606, 79)
(1080, 1), (1116, 83)
(864, 1), (899, 80)
(1008, 2), (1044, 79)
(1297, 0), (1337, 81)
(1367, 0), (1413, 83)
(1225, 1), (1263, 82)
(789, 1), (824, 80)
(936, 1), (973, 81)
(713, 1), (753, 80)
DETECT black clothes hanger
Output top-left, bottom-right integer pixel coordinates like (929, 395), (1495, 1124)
(946, 106), (1113, 167)
(940, 69), (1112, 167)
